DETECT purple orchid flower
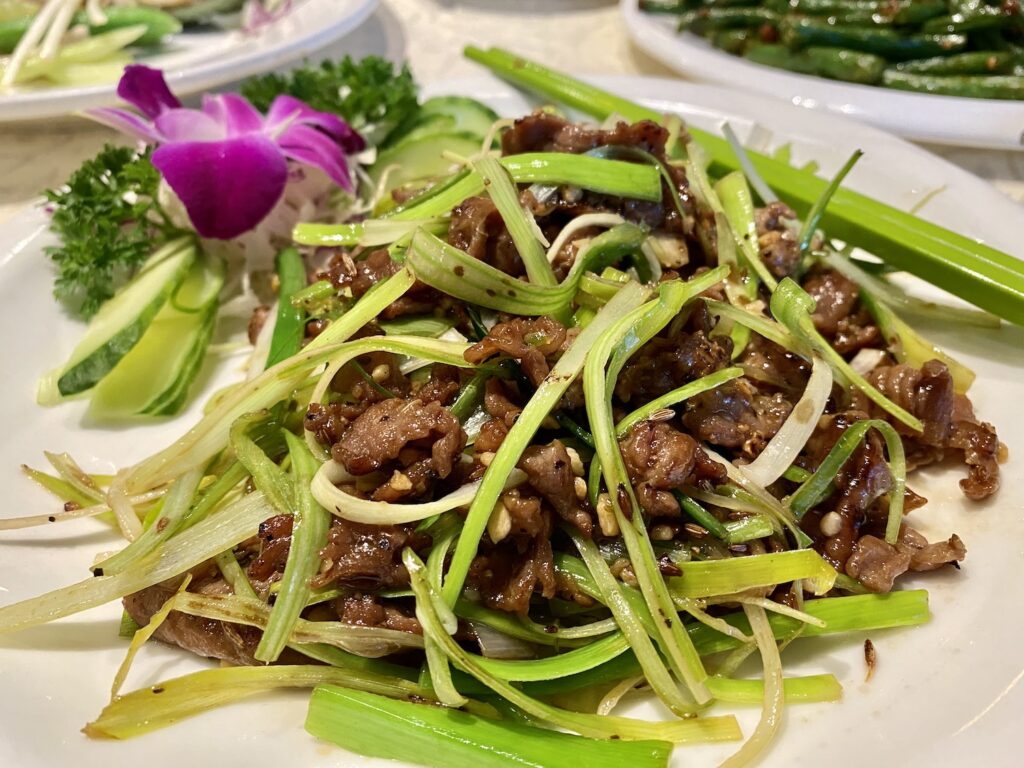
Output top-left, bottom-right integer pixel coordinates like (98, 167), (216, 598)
(91, 65), (364, 239)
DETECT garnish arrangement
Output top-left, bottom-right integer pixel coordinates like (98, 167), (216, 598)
(641, 0), (1024, 99)
(1, 47), (1018, 767)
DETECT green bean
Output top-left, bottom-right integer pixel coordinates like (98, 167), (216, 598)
(640, 0), (697, 12)
(882, 69), (1024, 98)
(748, 43), (888, 84)
(897, 50), (1015, 74)
(745, 43), (819, 74)
(766, 0), (884, 13)
(923, 6), (1010, 34)
(821, 2), (945, 26)
(711, 28), (755, 53)
(805, 46), (886, 82)
(782, 18), (967, 60)
(888, 2), (947, 25)
(679, 7), (779, 33)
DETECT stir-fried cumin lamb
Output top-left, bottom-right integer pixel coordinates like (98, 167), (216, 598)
(125, 110), (1003, 666)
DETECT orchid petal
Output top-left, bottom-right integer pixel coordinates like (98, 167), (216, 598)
(266, 94), (365, 152)
(154, 108), (226, 143)
(202, 93), (265, 136)
(88, 107), (160, 143)
(152, 135), (288, 239)
(117, 65), (181, 120)
(278, 123), (354, 192)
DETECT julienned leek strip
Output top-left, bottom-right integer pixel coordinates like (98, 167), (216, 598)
(85, 665), (433, 739)
(0, 490), (275, 635)
(463, 45), (1024, 326)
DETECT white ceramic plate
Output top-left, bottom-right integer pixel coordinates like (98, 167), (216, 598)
(621, 0), (1024, 150)
(0, 0), (377, 121)
(0, 74), (1022, 768)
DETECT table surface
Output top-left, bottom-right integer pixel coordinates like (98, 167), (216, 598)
(2, 0), (1023, 226)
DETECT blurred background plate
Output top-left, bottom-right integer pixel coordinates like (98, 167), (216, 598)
(0, 0), (377, 121)
(621, 0), (1024, 150)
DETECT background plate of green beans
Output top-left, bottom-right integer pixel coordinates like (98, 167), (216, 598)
(623, 0), (1024, 148)
(0, 0), (376, 121)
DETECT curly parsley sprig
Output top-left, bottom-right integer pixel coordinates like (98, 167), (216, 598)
(45, 145), (182, 319)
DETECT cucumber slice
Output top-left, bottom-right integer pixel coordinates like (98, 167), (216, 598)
(420, 96), (501, 138)
(41, 238), (196, 401)
(88, 252), (224, 419)
(385, 113), (457, 149)
(370, 132), (482, 194)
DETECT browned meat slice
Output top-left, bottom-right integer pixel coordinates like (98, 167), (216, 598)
(682, 378), (792, 459)
(737, 334), (810, 394)
(412, 365), (461, 406)
(783, 262), (881, 356)
(845, 525), (967, 593)
(467, 535), (557, 614)
(755, 202), (800, 279)
(484, 377), (523, 428)
(474, 378), (525, 453)
(845, 535), (912, 593)
(336, 593), (422, 634)
(899, 526), (967, 572)
(123, 580), (265, 666)
(802, 268), (860, 337)
(867, 360), (955, 445)
(948, 417), (1001, 500)
(464, 317), (568, 386)
(518, 440), (592, 534)
(803, 411), (893, 571)
(319, 249), (437, 320)
(619, 422), (727, 517)
(313, 519), (430, 590)
(305, 401), (369, 448)
(501, 111), (670, 157)
(447, 196), (524, 277)
(247, 514), (293, 584)
(499, 110), (566, 155)
(861, 360), (1001, 499)
(247, 304), (271, 345)
(615, 331), (733, 403)
(832, 308), (882, 356)
(499, 487), (549, 539)
(332, 397), (466, 479)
